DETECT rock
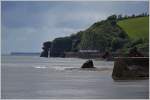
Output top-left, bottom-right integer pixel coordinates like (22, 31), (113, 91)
(81, 60), (95, 68)
(40, 51), (48, 57)
(40, 41), (51, 57)
(128, 47), (144, 57)
(102, 51), (113, 61)
(112, 57), (149, 80)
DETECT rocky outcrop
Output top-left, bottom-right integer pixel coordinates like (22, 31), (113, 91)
(40, 41), (51, 57)
(81, 60), (95, 68)
(50, 37), (72, 57)
(128, 47), (144, 57)
(102, 51), (113, 61)
(112, 57), (149, 80)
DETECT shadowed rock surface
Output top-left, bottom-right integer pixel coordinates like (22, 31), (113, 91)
(128, 47), (144, 57)
(81, 60), (95, 68)
(40, 41), (51, 57)
(112, 57), (149, 80)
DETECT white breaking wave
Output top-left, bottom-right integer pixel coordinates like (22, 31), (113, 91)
(34, 66), (47, 69)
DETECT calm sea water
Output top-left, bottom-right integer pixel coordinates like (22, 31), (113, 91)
(1, 55), (149, 99)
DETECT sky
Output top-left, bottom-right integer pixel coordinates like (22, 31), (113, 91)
(1, 1), (149, 54)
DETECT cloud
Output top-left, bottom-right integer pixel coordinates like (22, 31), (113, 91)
(1, 26), (82, 54)
(1, 1), (149, 54)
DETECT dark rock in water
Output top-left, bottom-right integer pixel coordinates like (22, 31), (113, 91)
(81, 60), (95, 68)
(112, 57), (149, 80)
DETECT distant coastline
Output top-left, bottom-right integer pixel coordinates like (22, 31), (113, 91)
(10, 52), (41, 56)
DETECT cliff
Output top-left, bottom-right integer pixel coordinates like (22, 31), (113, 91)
(40, 14), (149, 58)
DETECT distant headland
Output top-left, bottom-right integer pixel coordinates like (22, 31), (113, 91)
(11, 52), (41, 56)
(40, 13), (149, 59)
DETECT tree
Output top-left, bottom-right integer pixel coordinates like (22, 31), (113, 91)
(131, 14), (135, 18)
(50, 37), (72, 57)
(118, 14), (123, 20)
(111, 38), (126, 51)
(107, 15), (117, 20)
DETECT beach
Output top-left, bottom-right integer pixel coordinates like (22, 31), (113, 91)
(1, 55), (149, 99)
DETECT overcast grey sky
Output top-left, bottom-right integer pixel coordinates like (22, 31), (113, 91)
(1, 1), (149, 54)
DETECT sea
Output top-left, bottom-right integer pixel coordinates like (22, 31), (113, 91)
(1, 55), (149, 99)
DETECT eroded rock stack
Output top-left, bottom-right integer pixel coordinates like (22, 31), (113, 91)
(112, 57), (149, 80)
(81, 60), (95, 68)
(40, 41), (51, 57)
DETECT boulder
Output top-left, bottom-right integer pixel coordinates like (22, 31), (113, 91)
(112, 57), (149, 80)
(81, 60), (95, 68)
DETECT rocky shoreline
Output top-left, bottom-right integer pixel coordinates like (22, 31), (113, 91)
(80, 57), (149, 80)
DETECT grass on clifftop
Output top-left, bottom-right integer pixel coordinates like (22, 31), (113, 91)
(117, 16), (149, 41)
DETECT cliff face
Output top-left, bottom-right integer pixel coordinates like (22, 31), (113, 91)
(40, 41), (51, 57)
(50, 37), (72, 57)
(40, 38), (73, 57)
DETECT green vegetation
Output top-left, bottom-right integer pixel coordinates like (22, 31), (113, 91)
(118, 16), (149, 55)
(79, 19), (128, 52)
(41, 14), (149, 57)
(50, 37), (72, 57)
(117, 16), (149, 41)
